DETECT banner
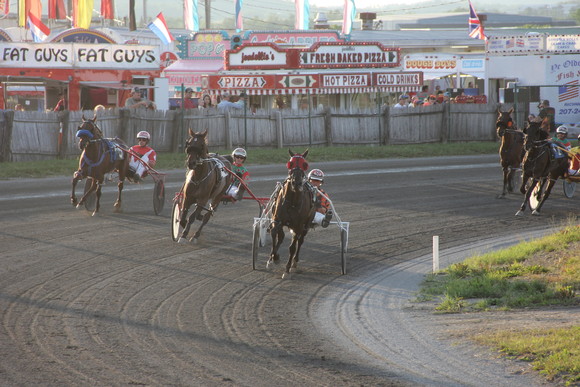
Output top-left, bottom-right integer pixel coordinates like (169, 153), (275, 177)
(49, 0), (67, 20)
(294, 0), (309, 30)
(100, 0), (113, 20)
(235, 0), (243, 32)
(184, 0), (199, 31)
(341, 0), (356, 36)
(73, 0), (93, 29)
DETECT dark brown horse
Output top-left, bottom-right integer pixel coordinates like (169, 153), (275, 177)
(516, 120), (568, 216)
(496, 107), (524, 198)
(267, 149), (316, 279)
(176, 129), (232, 243)
(70, 116), (129, 216)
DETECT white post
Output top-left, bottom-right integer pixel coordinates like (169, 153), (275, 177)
(433, 236), (439, 272)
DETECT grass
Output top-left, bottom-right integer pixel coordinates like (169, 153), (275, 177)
(0, 142), (499, 179)
(419, 222), (580, 385)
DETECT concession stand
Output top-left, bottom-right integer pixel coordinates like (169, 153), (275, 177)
(201, 41), (423, 110)
(0, 28), (163, 111)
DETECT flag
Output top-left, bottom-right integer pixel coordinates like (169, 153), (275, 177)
(559, 80), (579, 102)
(73, 0), (94, 29)
(129, 0), (136, 31)
(235, 0), (243, 32)
(468, 1), (486, 40)
(148, 12), (175, 45)
(295, 0), (309, 30)
(48, 0), (66, 19)
(341, 0), (356, 35)
(184, 0), (199, 31)
(27, 11), (50, 42)
(19, 0), (41, 27)
(101, 0), (113, 20)
(0, 0), (10, 19)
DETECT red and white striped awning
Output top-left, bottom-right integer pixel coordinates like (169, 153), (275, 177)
(206, 85), (421, 96)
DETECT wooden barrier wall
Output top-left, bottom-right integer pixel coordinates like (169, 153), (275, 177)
(1, 103), (519, 162)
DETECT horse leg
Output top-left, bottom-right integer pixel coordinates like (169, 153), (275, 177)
(77, 178), (96, 207)
(283, 229), (308, 279)
(532, 178), (557, 216)
(516, 178), (537, 216)
(507, 167), (516, 194)
(498, 166), (509, 198)
(113, 180), (124, 212)
(178, 205), (198, 244)
(192, 209), (213, 242)
(71, 172), (83, 206)
(267, 223), (284, 269)
(93, 181), (103, 216)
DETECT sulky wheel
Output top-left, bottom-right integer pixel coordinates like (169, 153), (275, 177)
(153, 180), (166, 215)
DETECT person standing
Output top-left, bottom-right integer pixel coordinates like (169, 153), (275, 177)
(200, 94), (213, 109)
(417, 85), (429, 101)
(125, 87), (156, 110)
(393, 94), (409, 108)
(54, 93), (66, 112)
(217, 92), (245, 111)
(180, 87), (196, 109)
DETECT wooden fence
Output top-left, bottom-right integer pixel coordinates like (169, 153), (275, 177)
(0, 103), (520, 162)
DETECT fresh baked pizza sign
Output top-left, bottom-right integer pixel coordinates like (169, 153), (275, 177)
(299, 42), (400, 69)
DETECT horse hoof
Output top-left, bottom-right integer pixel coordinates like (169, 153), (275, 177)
(282, 272), (292, 279)
(91, 211), (98, 217)
(76, 204), (82, 209)
(496, 194), (505, 199)
(532, 210), (541, 216)
(515, 210), (524, 217)
(189, 237), (198, 244)
(177, 237), (188, 244)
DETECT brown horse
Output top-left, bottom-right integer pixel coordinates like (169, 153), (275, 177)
(267, 149), (316, 279)
(70, 116), (129, 216)
(516, 120), (568, 216)
(496, 107), (524, 198)
(176, 129), (232, 243)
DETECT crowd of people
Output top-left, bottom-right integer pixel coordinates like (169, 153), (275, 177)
(392, 90), (452, 108)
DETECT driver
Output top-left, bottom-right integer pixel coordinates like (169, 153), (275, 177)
(225, 148), (249, 201)
(307, 169), (333, 228)
(129, 131), (157, 182)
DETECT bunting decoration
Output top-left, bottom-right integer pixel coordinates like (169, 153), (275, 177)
(184, 0), (199, 31)
(468, 1), (486, 40)
(341, 0), (356, 36)
(148, 12), (175, 45)
(73, 0), (94, 29)
(28, 11), (50, 42)
(235, 0), (243, 32)
(295, 0), (309, 30)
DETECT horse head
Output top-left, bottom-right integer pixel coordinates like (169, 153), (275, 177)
(524, 119), (548, 151)
(75, 115), (102, 150)
(286, 149), (309, 192)
(185, 129), (208, 169)
(496, 107), (514, 138)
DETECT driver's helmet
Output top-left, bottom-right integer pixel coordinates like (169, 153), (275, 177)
(308, 169), (324, 182)
(232, 147), (247, 159)
(556, 125), (568, 135)
(137, 131), (151, 140)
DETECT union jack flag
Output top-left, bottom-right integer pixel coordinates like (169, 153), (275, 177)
(468, 1), (486, 40)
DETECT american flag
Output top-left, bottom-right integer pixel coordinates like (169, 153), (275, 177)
(559, 80), (579, 102)
(468, 1), (486, 40)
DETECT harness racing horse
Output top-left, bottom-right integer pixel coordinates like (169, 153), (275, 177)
(516, 120), (568, 216)
(70, 116), (130, 216)
(267, 149), (316, 279)
(496, 107), (524, 198)
(177, 129), (232, 243)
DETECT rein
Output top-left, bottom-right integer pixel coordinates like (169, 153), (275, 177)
(187, 158), (218, 186)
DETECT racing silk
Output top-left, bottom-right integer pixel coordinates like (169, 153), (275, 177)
(315, 187), (330, 214)
(553, 138), (572, 151)
(130, 145), (157, 165)
(231, 162), (249, 181)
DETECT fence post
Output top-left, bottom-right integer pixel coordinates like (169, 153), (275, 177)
(57, 110), (69, 159)
(441, 103), (450, 143)
(274, 110), (283, 149)
(0, 110), (14, 162)
(119, 108), (130, 143)
(170, 110), (182, 152)
(324, 107), (332, 146)
(224, 110), (232, 150)
(382, 106), (390, 145)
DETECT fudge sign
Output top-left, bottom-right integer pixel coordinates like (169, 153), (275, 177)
(0, 43), (159, 69)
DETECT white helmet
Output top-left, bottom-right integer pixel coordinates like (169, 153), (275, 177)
(308, 169), (324, 182)
(556, 125), (568, 135)
(137, 131), (151, 140)
(232, 147), (247, 159)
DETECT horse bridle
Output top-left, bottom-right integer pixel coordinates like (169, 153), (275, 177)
(185, 136), (207, 168)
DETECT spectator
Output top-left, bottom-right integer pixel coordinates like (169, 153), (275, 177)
(423, 95), (437, 106)
(417, 85), (429, 100)
(125, 87), (156, 110)
(200, 94), (213, 109)
(14, 104), (24, 111)
(538, 100), (556, 133)
(393, 94), (409, 108)
(180, 87), (196, 109)
(442, 92), (451, 104)
(217, 92), (245, 111)
(54, 93), (66, 112)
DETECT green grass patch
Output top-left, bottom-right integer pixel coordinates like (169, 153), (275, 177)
(474, 326), (580, 385)
(419, 224), (580, 310)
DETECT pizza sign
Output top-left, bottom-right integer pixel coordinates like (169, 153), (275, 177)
(217, 76), (267, 89)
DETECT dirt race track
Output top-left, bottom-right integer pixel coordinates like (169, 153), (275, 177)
(0, 154), (577, 386)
